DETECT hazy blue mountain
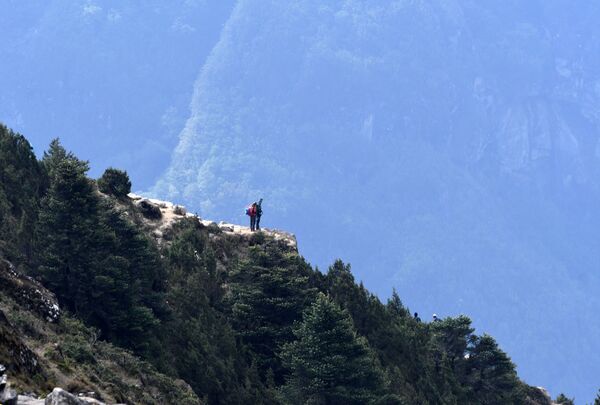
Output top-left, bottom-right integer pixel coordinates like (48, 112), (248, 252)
(151, 1), (600, 401)
(0, 0), (235, 188)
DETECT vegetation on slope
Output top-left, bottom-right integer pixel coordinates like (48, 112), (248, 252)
(0, 123), (570, 404)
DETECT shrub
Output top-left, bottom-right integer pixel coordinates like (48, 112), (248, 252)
(98, 168), (131, 198)
(138, 200), (162, 220)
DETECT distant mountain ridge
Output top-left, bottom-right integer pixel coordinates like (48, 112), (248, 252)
(150, 1), (600, 401)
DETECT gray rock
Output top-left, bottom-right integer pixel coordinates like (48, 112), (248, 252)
(173, 205), (187, 216)
(44, 388), (86, 405)
(77, 398), (107, 405)
(218, 221), (234, 232)
(0, 386), (17, 405)
(0, 364), (5, 373)
(0, 373), (6, 389)
(18, 395), (45, 405)
(136, 199), (162, 220)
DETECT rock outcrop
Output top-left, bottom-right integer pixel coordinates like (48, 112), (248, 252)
(0, 259), (60, 323)
(5, 387), (125, 405)
(42, 388), (122, 405)
(0, 363), (17, 405)
(128, 193), (297, 250)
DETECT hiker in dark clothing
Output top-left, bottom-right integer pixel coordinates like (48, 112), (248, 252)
(246, 202), (257, 231)
(255, 198), (263, 231)
(414, 312), (421, 322)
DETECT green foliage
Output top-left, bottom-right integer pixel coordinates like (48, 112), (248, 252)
(0, 126), (567, 405)
(35, 139), (164, 356)
(161, 219), (252, 403)
(0, 124), (44, 265)
(279, 293), (385, 404)
(97, 167), (132, 198)
(555, 393), (575, 405)
(227, 242), (318, 383)
(594, 389), (600, 405)
(464, 334), (521, 404)
(36, 142), (99, 308)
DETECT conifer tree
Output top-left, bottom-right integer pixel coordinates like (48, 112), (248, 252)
(36, 140), (163, 354)
(465, 334), (521, 404)
(228, 243), (317, 381)
(0, 125), (43, 264)
(97, 167), (131, 198)
(92, 204), (164, 352)
(36, 141), (99, 312)
(594, 389), (600, 405)
(280, 293), (385, 404)
(555, 393), (575, 405)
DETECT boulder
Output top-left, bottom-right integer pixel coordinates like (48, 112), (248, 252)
(0, 386), (17, 405)
(126, 193), (142, 201)
(44, 388), (86, 405)
(218, 221), (234, 232)
(136, 199), (162, 220)
(18, 395), (45, 404)
(148, 198), (173, 209)
(173, 205), (187, 216)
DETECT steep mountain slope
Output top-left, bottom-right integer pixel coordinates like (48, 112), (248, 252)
(150, 1), (600, 400)
(0, 0), (235, 188)
(1, 125), (566, 404)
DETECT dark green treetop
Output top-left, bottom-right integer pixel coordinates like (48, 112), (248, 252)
(279, 293), (385, 404)
(98, 167), (132, 199)
(555, 393), (575, 405)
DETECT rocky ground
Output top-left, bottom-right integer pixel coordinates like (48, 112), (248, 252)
(127, 193), (297, 250)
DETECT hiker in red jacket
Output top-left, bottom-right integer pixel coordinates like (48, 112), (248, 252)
(246, 202), (257, 231)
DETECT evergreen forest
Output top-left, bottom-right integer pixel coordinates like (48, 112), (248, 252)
(0, 123), (583, 404)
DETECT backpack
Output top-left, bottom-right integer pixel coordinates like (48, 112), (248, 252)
(245, 205), (254, 216)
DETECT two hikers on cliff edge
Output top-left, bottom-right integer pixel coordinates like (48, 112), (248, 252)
(246, 198), (263, 231)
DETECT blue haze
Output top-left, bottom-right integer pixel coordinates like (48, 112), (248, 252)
(152, 1), (600, 402)
(0, 0), (235, 188)
(2, 1), (600, 402)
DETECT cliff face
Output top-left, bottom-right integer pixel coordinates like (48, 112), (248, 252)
(150, 1), (600, 400)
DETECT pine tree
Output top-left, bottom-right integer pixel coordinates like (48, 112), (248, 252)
(162, 219), (249, 403)
(92, 203), (165, 353)
(465, 334), (521, 404)
(228, 243), (317, 382)
(36, 140), (163, 354)
(97, 167), (131, 198)
(280, 293), (385, 404)
(0, 125), (43, 265)
(594, 389), (600, 405)
(36, 142), (99, 312)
